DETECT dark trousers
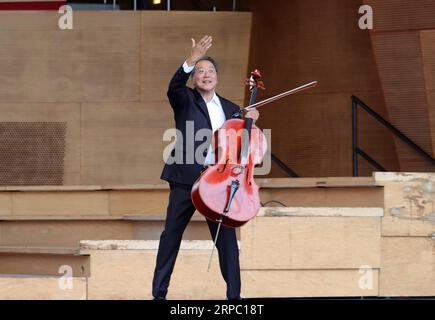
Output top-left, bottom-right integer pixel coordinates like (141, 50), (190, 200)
(152, 182), (241, 299)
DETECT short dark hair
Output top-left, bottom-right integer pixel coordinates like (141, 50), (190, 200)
(191, 56), (219, 77)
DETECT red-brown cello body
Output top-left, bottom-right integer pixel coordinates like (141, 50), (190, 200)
(191, 118), (267, 228)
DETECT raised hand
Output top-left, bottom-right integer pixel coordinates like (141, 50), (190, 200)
(186, 35), (213, 67)
(245, 108), (260, 122)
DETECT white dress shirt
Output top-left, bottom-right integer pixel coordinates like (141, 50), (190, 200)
(182, 61), (226, 165)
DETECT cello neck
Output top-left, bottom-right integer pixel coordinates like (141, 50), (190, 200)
(240, 86), (257, 165)
(240, 117), (253, 165)
(248, 85), (258, 106)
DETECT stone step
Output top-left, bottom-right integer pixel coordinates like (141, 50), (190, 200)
(0, 275), (87, 300)
(241, 207), (383, 271)
(0, 214), (215, 247)
(0, 213), (204, 221)
(78, 239), (380, 299)
(0, 178), (383, 219)
(80, 240), (231, 299)
(0, 246), (90, 277)
(0, 246), (80, 255)
(259, 180), (383, 208)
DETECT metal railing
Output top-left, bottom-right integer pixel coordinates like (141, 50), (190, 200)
(351, 95), (435, 176)
(100, 0), (239, 11)
(271, 152), (298, 177)
(127, 0), (237, 11)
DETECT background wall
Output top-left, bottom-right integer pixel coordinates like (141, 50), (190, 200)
(0, 11), (251, 185)
(247, 0), (396, 177)
(248, 0), (434, 177)
(363, 0), (435, 171)
(0, 1), (433, 186)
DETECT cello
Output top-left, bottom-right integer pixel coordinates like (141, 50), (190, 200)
(191, 69), (267, 228)
(191, 69), (317, 269)
(191, 71), (317, 227)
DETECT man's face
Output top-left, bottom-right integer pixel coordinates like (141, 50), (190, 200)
(192, 60), (218, 94)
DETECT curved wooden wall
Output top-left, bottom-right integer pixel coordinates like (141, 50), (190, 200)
(247, 0), (401, 177)
(0, 11), (252, 185)
(363, 0), (435, 171)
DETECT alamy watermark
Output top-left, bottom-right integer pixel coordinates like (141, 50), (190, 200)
(358, 5), (373, 30)
(58, 5), (73, 30)
(162, 121), (272, 175)
(58, 264), (73, 290)
(358, 265), (374, 290)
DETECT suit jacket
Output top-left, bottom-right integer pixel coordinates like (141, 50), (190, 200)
(160, 65), (241, 186)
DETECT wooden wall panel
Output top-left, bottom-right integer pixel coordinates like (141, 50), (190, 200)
(81, 102), (173, 185)
(258, 91), (398, 177)
(0, 12), (251, 185)
(363, 0), (435, 31)
(420, 31), (435, 155)
(140, 12), (251, 103)
(248, 0), (398, 177)
(0, 11), (140, 102)
(249, 0), (385, 95)
(371, 32), (434, 171)
(0, 103), (80, 185)
(361, 1), (435, 172)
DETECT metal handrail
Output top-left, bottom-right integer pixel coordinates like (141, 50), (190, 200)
(352, 95), (435, 176)
(271, 153), (299, 177)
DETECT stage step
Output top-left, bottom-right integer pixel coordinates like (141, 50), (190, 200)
(0, 246), (90, 277)
(258, 177), (383, 208)
(241, 207), (383, 297)
(0, 178), (382, 219)
(79, 240), (231, 300)
(0, 177), (381, 248)
(0, 174), (433, 298)
(0, 275), (87, 300)
(0, 214), (211, 247)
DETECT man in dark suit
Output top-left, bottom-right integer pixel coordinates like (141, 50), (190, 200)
(152, 35), (259, 300)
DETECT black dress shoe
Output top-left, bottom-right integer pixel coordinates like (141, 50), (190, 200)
(153, 296), (166, 300)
